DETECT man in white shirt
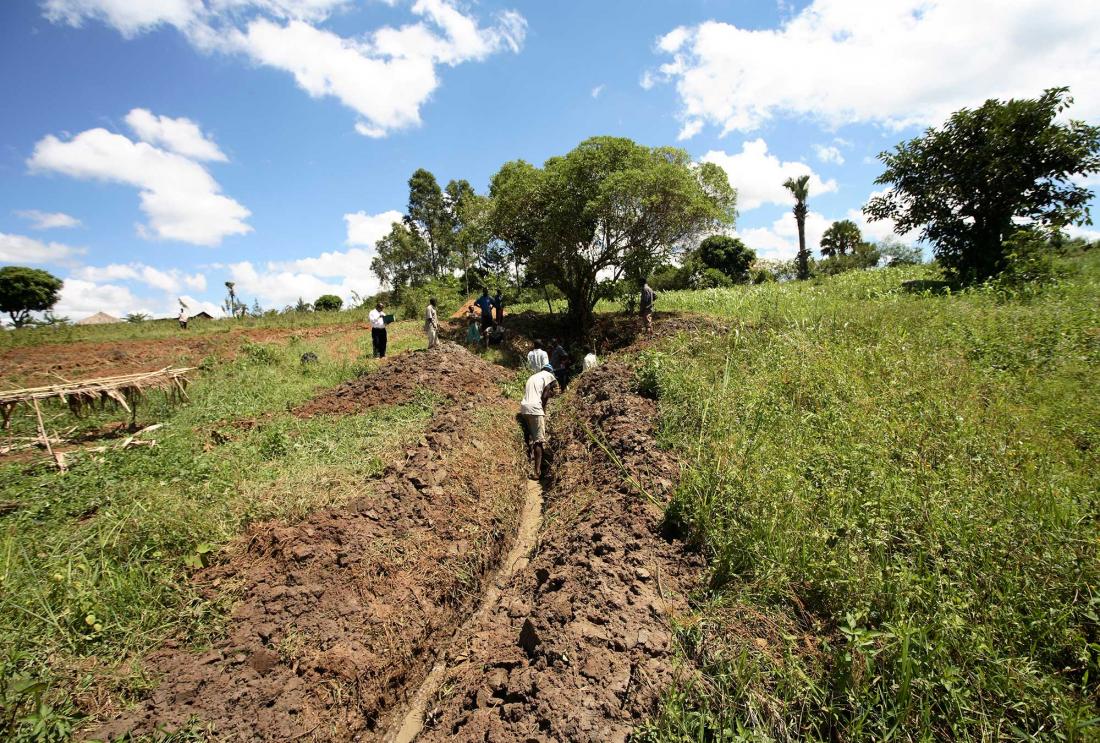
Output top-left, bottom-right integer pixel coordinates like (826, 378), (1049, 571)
(177, 306), (188, 330)
(520, 364), (558, 479)
(368, 301), (388, 358)
(527, 339), (550, 372)
(424, 297), (438, 349)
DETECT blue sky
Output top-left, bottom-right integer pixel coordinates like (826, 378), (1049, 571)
(1, 0), (1098, 320)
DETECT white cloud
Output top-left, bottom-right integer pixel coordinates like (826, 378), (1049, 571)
(344, 209), (403, 246)
(591, 84), (605, 99)
(42, 0), (202, 37)
(44, 0), (527, 139)
(650, 0), (1100, 137)
(72, 263), (208, 294)
(226, 260), (372, 309)
(125, 108), (227, 161)
(54, 278), (152, 320)
(639, 70), (655, 90)
(14, 210), (82, 230)
(0, 232), (86, 264)
(737, 210), (834, 260)
(813, 144), (844, 165)
(28, 124), (251, 246)
(701, 138), (837, 211)
(847, 189), (921, 244)
(1062, 224), (1100, 242)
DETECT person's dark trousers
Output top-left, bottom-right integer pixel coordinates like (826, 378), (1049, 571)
(372, 327), (387, 358)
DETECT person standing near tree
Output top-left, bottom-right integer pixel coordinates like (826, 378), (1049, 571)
(640, 280), (657, 334)
(520, 363), (558, 479)
(369, 301), (388, 358)
(424, 297), (439, 349)
(493, 289), (504, 325)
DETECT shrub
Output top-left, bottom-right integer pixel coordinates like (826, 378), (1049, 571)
(313, 294), (342, 312)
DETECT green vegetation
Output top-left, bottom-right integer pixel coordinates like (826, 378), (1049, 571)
(865, 87), (1100, 283)
(0, 266), (63, 329)
(638, 253), (1100, 740)
(0, 329), (434, 739)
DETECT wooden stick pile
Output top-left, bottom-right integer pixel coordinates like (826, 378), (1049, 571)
(0, 367), (193, 471)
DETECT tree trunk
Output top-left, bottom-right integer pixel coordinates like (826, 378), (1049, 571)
(795, 204), (809, 280)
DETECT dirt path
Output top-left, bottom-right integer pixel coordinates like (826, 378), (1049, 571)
(386, 479), (544, 743)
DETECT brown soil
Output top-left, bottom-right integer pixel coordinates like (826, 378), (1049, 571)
(411, 360), (703, 742)
(0, 324), (365, 388)
(92, 343), (528, 741)
(296, 342), (510, 418)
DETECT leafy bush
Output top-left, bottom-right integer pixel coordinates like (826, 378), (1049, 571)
(313, 294), (342, 312)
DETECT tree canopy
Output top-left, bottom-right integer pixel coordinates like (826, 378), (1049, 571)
(0, 266), (63, 328)
(864, 87), (1100, 282)
(820, 219), (861, 257)
(313, 294), (342, 312)
(696, 235), (756, 283)
(488, 136), (736, 328)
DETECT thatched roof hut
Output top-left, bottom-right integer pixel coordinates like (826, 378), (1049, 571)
(76, 312), (120, 325)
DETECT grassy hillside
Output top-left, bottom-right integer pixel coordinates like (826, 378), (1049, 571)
(639, 255), (1100, 740)
(0, 326), (435, 739)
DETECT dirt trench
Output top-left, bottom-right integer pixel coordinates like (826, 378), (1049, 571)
(94, 329), (704, 741)
(397, 360), (703, 742)
(92, 343), (529, 741)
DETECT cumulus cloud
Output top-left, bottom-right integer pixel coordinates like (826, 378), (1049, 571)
(649, 0), (1100, 138)
(28, 122), (251, 246)
(54, 278), (151, 320)
(591, 84), (604, 99)
(344, 209), (403, 246)
(701, 138), (837, 211)
(813, 144), (844, 165)
(226, 260), (370, 309)
(737, 210), (833, 260)
(0, 232), (86, 264)
(73, 263), (207, 293)
(44, 0), (527, 138)
(14, 209), (82, 230)
(124, 108), (227, 161)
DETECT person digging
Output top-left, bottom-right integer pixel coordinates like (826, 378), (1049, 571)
(520, 362), (558, 480)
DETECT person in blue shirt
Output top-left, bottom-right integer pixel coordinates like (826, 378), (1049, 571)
(475, 287), (494, 331)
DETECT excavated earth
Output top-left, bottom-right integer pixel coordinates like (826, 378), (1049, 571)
(411, 360), (704, 743)
(93, 343), (527, 741)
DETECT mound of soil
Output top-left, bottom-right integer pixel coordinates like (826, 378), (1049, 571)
(414, 361), (702, 742)
(93, 346), (527, 741)
(297, 342), (511, 418)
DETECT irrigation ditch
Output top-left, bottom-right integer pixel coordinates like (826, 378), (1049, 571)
(92, 320), (705, 741)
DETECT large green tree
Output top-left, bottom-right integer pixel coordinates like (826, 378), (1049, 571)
(783, 175), (812, 279)
(820, 219), (861, 257)
(405, 168), (451, 278)
(864, 87), (1100, 282)
(0, 266), (63, 328)
(371, 221), (431, 292)
(695, 235), (756, 283)
(489, 136), (736, 329)
(313, 294), (342, 311)
(445, 179), (492, 294)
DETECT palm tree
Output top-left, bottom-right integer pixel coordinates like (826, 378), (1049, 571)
(783, 175), (811, 279)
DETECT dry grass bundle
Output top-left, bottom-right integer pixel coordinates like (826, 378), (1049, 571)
(0, 367), (192, 470)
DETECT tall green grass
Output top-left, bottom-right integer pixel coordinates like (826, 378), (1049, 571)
(639, 257), (1100, 740)
(0, 334), (434, 739)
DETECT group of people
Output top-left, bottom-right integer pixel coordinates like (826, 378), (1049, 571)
(464, 288), (505, 347)
(418, 280), (658, 479)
